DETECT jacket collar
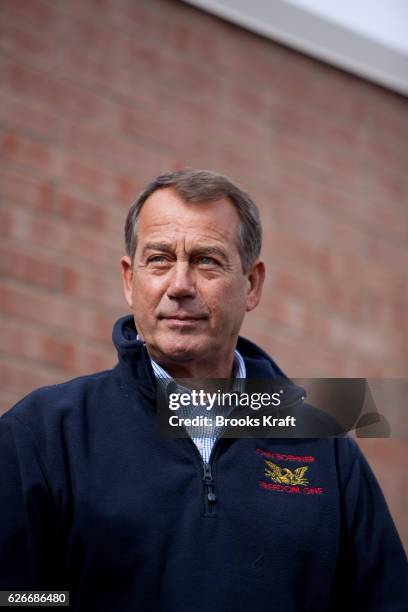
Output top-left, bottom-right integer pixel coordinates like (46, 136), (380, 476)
(112, 315), (293, 405)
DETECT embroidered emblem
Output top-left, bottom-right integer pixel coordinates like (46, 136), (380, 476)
(256, 447), (315, 462)
(257, 450), (325, 494)
(264, 460), (309, 486)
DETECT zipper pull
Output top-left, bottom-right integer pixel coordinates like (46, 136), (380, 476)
(203, 463), (217, 503)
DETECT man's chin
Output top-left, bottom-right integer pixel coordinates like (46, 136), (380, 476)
(158, 346), (203, 362)
(154, 335), (209, 363)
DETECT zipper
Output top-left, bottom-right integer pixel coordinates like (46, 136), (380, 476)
(202, 462), (216, 514)
(185, 435), (221, 516)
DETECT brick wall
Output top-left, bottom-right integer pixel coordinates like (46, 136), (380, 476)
(0, 0), (407, 547)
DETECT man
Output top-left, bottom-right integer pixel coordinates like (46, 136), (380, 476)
(0, 169), (406, 611)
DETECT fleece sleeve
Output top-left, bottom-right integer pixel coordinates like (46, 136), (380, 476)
(0, 415), (59, 589)
(331, 437), (408, 611)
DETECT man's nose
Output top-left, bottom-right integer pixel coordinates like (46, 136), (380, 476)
(166, 262), (196, 299)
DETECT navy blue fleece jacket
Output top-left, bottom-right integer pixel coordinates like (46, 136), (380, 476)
(0, 315), (406, 611)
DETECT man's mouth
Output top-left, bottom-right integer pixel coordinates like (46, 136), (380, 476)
(159, 315), (207, 325)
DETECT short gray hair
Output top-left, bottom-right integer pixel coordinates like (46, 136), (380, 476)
(124, 169), (262, 273)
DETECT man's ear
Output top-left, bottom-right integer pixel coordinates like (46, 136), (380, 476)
(246, 260), (265, 312)
(120, 256), (133, 309)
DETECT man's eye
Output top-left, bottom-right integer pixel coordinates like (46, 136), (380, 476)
(196, 256), (217, 266)
(147, 255), (169, 265)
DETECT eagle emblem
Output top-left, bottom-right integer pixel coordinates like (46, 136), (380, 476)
(264, 460), (309, 486)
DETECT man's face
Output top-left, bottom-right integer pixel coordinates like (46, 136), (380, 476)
(121, 188), (264, 372)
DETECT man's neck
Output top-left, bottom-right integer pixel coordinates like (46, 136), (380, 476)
(150, 356), (235, 380)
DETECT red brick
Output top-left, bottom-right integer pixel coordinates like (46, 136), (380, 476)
(58, 342), (114, 374)
(0, 281), (114, 345)
(0, 130), (54, 174)
(0, 315), (115, 375)
(0, 390), (22, 415)
(115, 174), (143, 203)
(3, 61), (119, 124)
(0, 357), (63, 397)
(56, 192), (108, 230)
(0, 90), (59, 142)
(0, 244), (58, 290)
(0, 17), (58, 68)
(59, 265), (125, 311)
(0, 167), (55, 212)
(59, 119), (164, 173)
(57, 154), (116, 199)
(1, 0), (58, 31)
(0, 207), (122, 270)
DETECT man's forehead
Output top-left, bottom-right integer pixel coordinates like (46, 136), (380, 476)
(138, 188), (238, 224)
(137, 189), (239, 238)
